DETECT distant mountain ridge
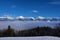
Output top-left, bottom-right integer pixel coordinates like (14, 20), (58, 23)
(0, 16), (60, 21)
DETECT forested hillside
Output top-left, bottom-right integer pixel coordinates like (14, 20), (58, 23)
(0, 24), (60, 37)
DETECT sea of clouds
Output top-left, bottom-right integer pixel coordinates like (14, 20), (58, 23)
(0, 21), (60, 30)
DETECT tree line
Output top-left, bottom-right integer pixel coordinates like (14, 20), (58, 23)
(0, 24), (60, 37)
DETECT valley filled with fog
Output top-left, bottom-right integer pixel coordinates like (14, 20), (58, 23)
(0, 21), (60, 30)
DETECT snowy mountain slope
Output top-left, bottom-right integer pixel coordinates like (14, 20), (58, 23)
(0, 16), (60, 21)
(0, 36), (60, 40)
(0, 16), (14, 21)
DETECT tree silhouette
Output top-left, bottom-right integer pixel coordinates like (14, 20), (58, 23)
(3, 25), (15, 37)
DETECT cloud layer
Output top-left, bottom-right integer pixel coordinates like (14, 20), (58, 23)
(0, 21), (59, 30)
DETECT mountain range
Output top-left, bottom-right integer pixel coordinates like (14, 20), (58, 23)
(0, 16), (60, 21)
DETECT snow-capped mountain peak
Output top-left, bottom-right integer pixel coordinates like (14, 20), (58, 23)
(16, 16), (24, 19)
(0, 16), (60, 21)
(38, 16), (45, 19)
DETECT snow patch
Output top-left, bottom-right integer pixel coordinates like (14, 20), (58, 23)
(0, 36), (60, 40)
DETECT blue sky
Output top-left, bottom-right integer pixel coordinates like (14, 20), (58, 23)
(0, 0), (60, 18)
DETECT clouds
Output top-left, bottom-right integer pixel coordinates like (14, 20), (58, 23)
(32, 10), (39, 13)
(49, 2), (60, 4)
(11, 5), (16, 8)
(0, 20), (59, 30)
(48, 0), (60, 5)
